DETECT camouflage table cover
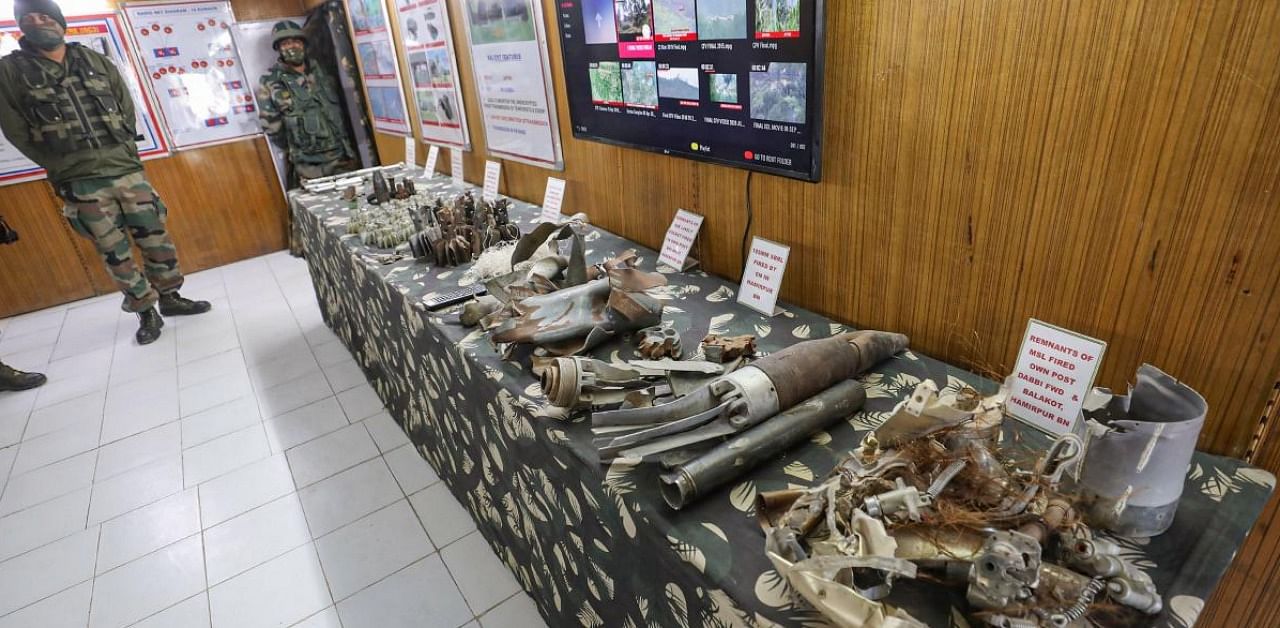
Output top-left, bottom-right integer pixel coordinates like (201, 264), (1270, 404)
(290, 176), (1273, 628)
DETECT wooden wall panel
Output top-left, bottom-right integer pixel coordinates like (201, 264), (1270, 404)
(232, 0), (306, 22)
(0, 183), (98, 315)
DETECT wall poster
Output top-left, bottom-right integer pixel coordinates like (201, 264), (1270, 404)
(122, 0), (260, 150)
(0, 12), (169, 186)
(395, 0), (470, 149)
(346, 0), (410, 135)
(460, 0), (563, 168)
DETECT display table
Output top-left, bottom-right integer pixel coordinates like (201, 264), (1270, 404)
(291, 177), (1273, 628)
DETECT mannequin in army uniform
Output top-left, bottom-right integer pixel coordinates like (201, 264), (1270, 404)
(0, 0), (211, 346)
(257, 20), (355, 182)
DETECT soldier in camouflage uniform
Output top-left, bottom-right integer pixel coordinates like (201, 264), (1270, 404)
(0, 0), (211, 345)
(257, 20), (355, 254)
(257, 20), (355, 182)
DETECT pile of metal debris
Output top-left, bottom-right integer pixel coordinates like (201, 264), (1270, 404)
(461, 222), (668, 357)
(406, 191), (522, 267)
(756, 378), (1168, 627)
(535, 331), (910, 509)
(344, 197), (419, 249)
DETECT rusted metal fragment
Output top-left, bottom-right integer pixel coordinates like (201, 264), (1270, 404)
(490, 276), (663, 356)
(701, 334), (756, 363)
(406, 191), (521, 268)
(874, 379), (1006, 446)
(476, 239), (667, 356)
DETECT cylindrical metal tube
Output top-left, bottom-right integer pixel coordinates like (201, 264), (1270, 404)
(751, 331), (908, 410)
(1079, 363), (1207, 537)
(660, 380), (867, 509)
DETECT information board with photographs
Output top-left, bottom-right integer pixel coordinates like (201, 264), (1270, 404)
(460, 0), (563, 168)
(122, 0), (261, 150)
(347, 0), (410, 135)
(0, 12), (169, 185)
(556, 0), (826, 181)
(395, 0), (470, 149)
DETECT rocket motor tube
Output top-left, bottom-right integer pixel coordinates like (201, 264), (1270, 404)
(751, 331), (910, 410)
(660, 380), (868, 509)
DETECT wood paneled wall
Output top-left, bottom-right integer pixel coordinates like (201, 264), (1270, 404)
(365, 1), (1280, 624)
(0, 0), (306, 318)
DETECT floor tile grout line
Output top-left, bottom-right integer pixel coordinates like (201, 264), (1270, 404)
(0, 451), (96, 524)
(117, 589), (205, 628)
(0, 455), (193, 569)
(0, 575), (93, 624)
(288, 435), (382, 492)
(85, 523), (103, 627)
(254, 368), (340, 425)
(437, 530), (484, 619)
(0, 436), (22, 510)
(473, 590), (524, 625)
(280, 433), (341, 611)
(310, 494), (435, 605)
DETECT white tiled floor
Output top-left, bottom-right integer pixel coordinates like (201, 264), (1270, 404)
(0, 251), (545, 628)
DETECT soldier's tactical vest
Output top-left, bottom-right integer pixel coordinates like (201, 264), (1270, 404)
(13, 45), (133, 153)
(267, 65), (346, 158)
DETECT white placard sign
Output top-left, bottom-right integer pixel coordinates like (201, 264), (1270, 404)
(1006, 320), (1107, 435)
(659, 209), (705, 271)
(737, 237), (790, 317)
(459, 0), (563, 169)
(0, 12), (169, 186)
(404, 136), (417, 173)
(425, 145), (440, 176)
(483, 161), (501, 201)
(540, 177), (566, 223)
(395, 0), (470, 149)
(122, 0), (260, 150)
(450, 148), (464, 186)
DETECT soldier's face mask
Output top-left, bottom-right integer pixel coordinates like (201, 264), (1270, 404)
(279, 41), (306, 65)
(19, 14), (65, 51)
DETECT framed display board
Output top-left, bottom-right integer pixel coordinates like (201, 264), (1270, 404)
(553, 0), (828, 181)
(394, 0), (470, 149)
(0, 12), (170, 186)
(460, 0), (564, 169)
(346, 0), (410, 136)
(122, 0), (261, 150)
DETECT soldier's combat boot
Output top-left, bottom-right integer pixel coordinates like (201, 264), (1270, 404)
(159, 292), (212, 316)
(136, 308), (164, 345)
(0, 362), (47, 391)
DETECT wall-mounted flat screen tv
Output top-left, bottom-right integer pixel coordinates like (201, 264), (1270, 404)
(555, 0), (826, 181)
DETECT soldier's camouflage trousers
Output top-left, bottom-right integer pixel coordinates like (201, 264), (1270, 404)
(58, 172), (184, 313)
